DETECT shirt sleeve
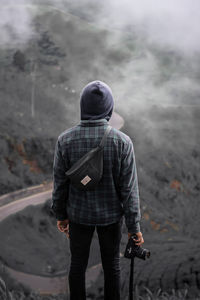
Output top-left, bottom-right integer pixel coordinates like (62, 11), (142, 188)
(51, 138), (69, 221)
(118, 138), (141, 234)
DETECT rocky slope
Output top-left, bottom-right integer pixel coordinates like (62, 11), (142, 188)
(0, 4), (135, 195)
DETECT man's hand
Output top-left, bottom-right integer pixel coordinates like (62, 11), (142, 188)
(128, 231), (144, 246)
(57, 219), (69, 238)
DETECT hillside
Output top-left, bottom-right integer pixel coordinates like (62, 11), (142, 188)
(1, 4), (200, 195)
(0, 4), (138, 195)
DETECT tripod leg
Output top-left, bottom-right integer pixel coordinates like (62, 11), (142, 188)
(129, 258), (135, 300)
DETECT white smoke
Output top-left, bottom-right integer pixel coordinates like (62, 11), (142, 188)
(96, 0), (200, 57)
(0, 1), (200, 127)
(0, 1), (36, 49)
(1, 0), (200, 55)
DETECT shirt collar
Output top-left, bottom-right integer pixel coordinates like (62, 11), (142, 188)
(79, 118), (109, 127)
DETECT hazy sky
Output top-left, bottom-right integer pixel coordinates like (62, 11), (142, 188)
(1, 0), (199, 150)
(99, 0), (200, 56)
(1, 0), (200, 56)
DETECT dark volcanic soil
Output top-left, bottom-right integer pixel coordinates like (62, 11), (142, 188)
(0, 199), (102, 275)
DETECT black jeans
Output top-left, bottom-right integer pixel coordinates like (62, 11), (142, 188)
(68, 218), (123, 300)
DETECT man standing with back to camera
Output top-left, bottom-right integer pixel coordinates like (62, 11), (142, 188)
(51, 80), (144, 300)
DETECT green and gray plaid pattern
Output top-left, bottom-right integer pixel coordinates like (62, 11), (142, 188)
(51, 118), (141, 234)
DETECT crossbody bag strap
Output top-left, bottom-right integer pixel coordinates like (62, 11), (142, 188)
(99, 125), (112, 149)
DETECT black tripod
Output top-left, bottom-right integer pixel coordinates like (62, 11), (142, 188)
(129, 257), (135, 300)
(124, 234), (150, 300)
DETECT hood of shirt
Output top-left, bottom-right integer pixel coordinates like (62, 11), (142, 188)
(80, 80), (114, 121)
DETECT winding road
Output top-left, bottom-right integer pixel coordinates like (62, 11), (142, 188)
(0, 112), (124, 295)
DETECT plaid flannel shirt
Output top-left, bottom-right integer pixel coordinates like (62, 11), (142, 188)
(51, 118), (141, 233)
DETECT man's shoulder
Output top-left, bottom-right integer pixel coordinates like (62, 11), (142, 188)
(57, 124), (132, 146)
(57, 124), (80, 143)
(111, 127), (132, 145)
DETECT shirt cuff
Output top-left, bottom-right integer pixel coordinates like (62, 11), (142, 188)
(50, 204), (68, 221)
(128, 222), (140, 234)
(51, 209), (68, 221)
(56, 214), (68, 221)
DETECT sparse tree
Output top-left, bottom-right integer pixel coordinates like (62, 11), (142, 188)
(13, 50), (26, 71)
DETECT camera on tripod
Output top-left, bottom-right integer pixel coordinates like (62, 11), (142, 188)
(124, 234), (150, 260)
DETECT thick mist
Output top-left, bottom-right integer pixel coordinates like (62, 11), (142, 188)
(1, 0), (200, 150)
(2, 0), (200, 55)
(63, 0), (200, 57)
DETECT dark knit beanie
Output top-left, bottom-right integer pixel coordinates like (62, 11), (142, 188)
(80, 80), (114, 121)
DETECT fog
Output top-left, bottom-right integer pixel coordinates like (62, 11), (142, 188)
(0, 0), (200, 148)
(1, 0), (200, 55)
(65, 0), (200, 57)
